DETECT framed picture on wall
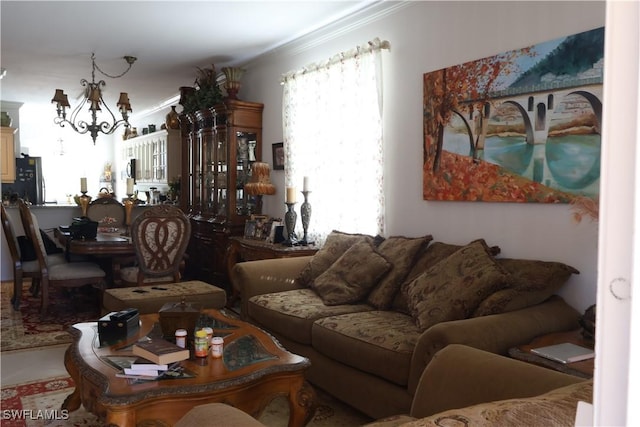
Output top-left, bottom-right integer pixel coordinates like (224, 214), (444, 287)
(272, 142), (284, 170)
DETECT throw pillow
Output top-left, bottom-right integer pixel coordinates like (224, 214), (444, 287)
(473, 258), (580, 316)
(402, 239), (510, 331)
(295, 230), (375, 287)
(367, 235), (433, 309)
(392, 239), (500, 313)
(312, 241), (391, 305)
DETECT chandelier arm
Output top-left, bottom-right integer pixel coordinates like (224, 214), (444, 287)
(93, 54), (136, 79)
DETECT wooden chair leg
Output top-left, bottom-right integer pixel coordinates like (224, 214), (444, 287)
(30, 278), (41, 297)
(11, 271), (23, 310)
(40, 278), (50, 316)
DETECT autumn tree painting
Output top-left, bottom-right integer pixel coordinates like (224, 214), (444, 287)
(423, 27), (604, 203)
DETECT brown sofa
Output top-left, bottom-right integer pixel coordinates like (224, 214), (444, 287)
(231, 233), (582, 419)
(175, 344), (590, 427)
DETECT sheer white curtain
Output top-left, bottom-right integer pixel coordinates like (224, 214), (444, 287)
(282, 38), (389, 245)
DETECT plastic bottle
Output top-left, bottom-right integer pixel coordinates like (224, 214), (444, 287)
(175, 329), (187, 348)
(194, 330), (208, 357)
(211, 337), (224, 358)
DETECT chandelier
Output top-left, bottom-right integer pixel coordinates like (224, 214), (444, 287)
(51, 53), (136, 144)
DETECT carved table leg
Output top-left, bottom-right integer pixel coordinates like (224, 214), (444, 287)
(61, 345), (81, 412)
(288, 380), (317, 427)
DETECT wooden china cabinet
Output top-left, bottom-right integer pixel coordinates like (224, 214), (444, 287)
(179, 99), (264, 289)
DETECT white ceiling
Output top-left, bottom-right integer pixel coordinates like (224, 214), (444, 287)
(0, 1), (375, 115)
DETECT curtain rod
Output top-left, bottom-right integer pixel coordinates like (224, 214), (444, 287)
(281, 38), (390, 84)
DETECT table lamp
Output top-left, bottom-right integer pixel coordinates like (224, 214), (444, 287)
(245, 162), (276, 214)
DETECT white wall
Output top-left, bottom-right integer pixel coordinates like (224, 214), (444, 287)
(239, 1), (606, 313)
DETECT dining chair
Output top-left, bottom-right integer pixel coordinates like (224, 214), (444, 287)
(119, 204), (191, 286)
(87, 197), (126, 229)
(17, 199), (106, 315)
(1, 203), (66, 310)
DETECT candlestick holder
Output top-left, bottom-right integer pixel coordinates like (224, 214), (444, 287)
(284, 202), (298, 246)
(122, 194), (135, 236)
(79, 191), (91, 217)
(299, 191), (314, 246)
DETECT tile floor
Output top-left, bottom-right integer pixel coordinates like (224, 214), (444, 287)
(1, 345), (69, 386)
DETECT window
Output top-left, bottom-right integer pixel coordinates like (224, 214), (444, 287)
(281, 39), (389, 244)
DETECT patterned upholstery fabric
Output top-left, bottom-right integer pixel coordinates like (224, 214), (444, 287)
(87, 198), (126, 228)
(313, 311), (421, 385)
(125, 205), (190, 285)
(367, 235), (433, 309)
(248, 289), (374, 344)
(402, 240), (510, 331)
(473, 258), (580, 317)
(402, 381), (592, 427)
(392, 240), (500, 313)
(295, 230), (375, 287)
(312, 241), (391, 305)
(102, 280), (226, 314)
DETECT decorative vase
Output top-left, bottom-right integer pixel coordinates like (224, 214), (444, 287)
(222, 67), (245, 100)
(165, 106), (180, 130)
(0, 111), (12, 127)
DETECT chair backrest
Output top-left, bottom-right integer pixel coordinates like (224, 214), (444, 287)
(17, 199), (49, 269)
(130, 204), (191, 280)
(87, 197), (126, 227)
(1, 203), (22, 264)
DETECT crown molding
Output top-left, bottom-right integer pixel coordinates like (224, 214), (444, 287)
(246, 1), (411, 68)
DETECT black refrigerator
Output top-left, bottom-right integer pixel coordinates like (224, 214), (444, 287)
(1, 156), (45, 205)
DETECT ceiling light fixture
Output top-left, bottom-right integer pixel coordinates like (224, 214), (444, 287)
(51, 53), (136, 144)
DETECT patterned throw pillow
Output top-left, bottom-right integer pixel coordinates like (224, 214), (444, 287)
(402, 239), (510, 331)
(295, 230), (375, 287)
(392, 239), (500, 313)
(473, 258), (580, 316)
(312, 241), (392, 305)
(367, 235), (433, 309)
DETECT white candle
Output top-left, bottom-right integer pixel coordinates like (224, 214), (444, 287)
(303, 176), (310, 192)
(286, 187), (296, 203)
(126, 178), (134, 195)
(80, 177), (87, 193)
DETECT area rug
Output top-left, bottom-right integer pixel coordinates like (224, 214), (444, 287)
(1, 281), (101, 352)
(1, 376), (372, 427)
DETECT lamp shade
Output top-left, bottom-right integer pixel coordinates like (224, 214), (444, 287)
(245, 162), (276, 196)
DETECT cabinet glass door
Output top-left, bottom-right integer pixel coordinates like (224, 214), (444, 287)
(215, 128), (227, 216)
(233, 131), (258, 217)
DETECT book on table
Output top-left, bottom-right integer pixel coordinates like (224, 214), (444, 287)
(531, 342), (595, 364)
(132, 338), (190, 365)
(129, 361), (169, 371)
(123, 368), (161, 377)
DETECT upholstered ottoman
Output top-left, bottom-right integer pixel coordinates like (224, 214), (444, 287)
(102, 280), (227, 314)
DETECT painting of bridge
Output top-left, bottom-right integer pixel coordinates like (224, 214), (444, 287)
(423, 27), (603, 204)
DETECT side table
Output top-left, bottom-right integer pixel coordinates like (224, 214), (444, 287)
(226, 237), (318, 305)
(508, 329), (594, 379)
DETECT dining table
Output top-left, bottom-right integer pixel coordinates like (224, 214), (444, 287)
(54, 227), (136, 286)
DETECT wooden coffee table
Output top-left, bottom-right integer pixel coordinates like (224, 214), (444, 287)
(62, 309), (315, 426)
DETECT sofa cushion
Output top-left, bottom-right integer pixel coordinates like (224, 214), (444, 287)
(403, 240), (510, 331)
(473, 258), (580, 316)
(248, 289), (374, 345)
(312, 311), (420, 386)
(392, 240), (500, 313)
(367, 235), (433, 309)
(409, 380), (592, 427)
(295, 230), (375, 287)
(312, 241), (392, 305)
